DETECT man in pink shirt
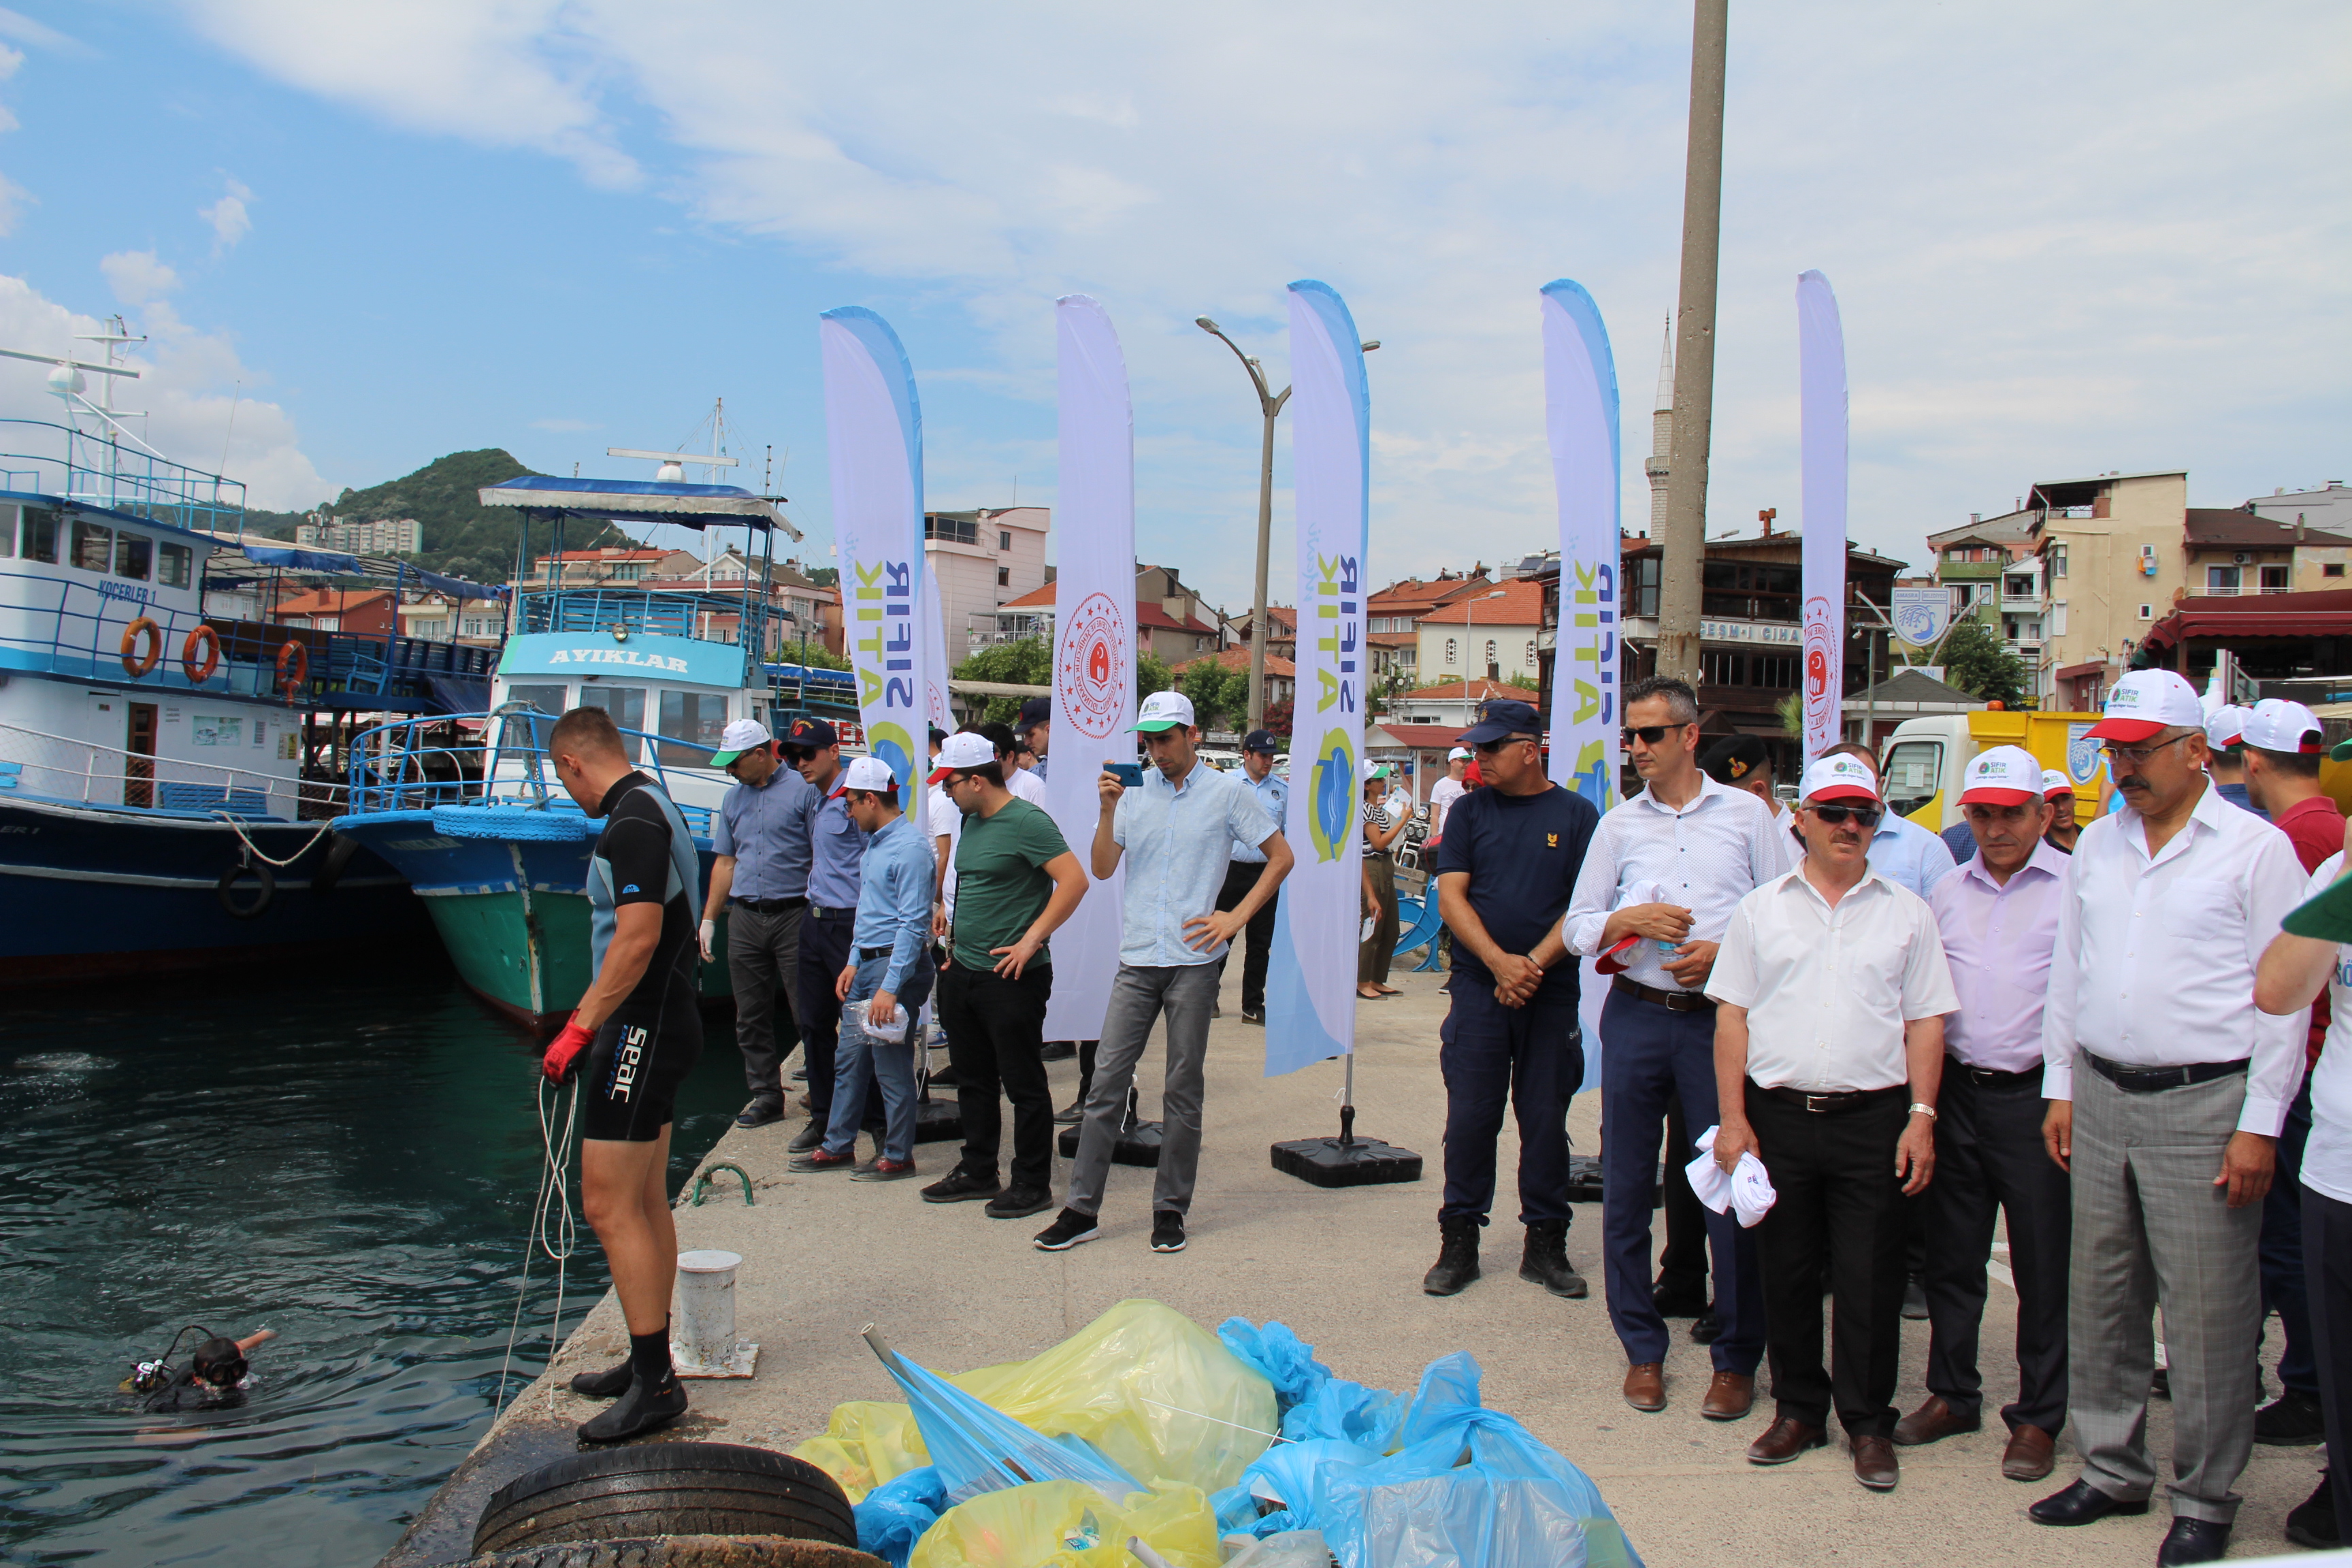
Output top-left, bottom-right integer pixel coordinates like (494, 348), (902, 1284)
(1899, 746), (2072, 1482)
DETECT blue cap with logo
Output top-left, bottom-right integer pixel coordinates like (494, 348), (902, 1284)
(1458, 698), (1542, 747)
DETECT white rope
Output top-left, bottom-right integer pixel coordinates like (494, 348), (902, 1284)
(494, 1075), (580, 1421)
(209, 811), (335, 868)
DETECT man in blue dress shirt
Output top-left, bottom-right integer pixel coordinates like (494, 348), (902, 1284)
(783, 717), (877, 1154)
(1214, 729), (1290, 1025)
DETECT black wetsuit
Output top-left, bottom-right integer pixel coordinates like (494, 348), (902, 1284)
(581, 770), (704, 1141)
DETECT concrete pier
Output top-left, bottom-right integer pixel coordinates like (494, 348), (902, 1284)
(384, 961), (2324, 1566)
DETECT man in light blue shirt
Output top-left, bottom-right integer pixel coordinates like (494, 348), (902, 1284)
(1823, 742), (1957, 898)
(1214, 728), (1291, 1025)
(785, 716), (875, 1154)
(792, 756), (936, 1181)
(1032, 691), (1294, 1256)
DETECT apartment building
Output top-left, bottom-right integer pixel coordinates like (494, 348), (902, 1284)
(1417, 578), (1544, 685)
(295, 514), (424, 555)
(993, 564), (1223, 665)
(926, 506), (1050, 660)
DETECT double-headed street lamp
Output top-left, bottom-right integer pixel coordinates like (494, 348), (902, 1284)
(1196, 316), (1379, 732)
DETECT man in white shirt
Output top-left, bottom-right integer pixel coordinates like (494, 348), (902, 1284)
(2029, 669), (2306, 1567)
(1707, 752), (1958, 1492)
(2255, 834), (2352, 1552)
(1901, 746), (2071, 1483)
(1819, 742), (1957, 898)
(1563, 677), (1783, 1420)
(1426, 747), (1471, 842)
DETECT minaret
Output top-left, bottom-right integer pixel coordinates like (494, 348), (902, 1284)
(1645, 317), (1673, 536)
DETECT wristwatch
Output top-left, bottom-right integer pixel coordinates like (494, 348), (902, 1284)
(1909, 1102), (1938, 1120)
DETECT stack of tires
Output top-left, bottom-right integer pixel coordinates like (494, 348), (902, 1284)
(461, 1444), (883, 1568)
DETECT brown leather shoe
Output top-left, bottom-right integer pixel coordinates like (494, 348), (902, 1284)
(1852, 1434), (1899, 1490)
(1699, 1371), (1755, 1421)
(2001, 1423), (2056, 1482)
(1893, 1394), (1982, 1447)
(1746, 1416), (1827, 1465)
(1622, 1362), (1666, 1413)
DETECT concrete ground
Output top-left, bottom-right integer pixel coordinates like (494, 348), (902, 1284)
(396, 959), (2329, 1567)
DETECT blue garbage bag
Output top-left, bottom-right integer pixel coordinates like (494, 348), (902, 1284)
(854, 1465), (947, 1568)
(1281, 1376), (1407, 1450)
(861, 1328), (1145, 1505)
(1216, 1318), (1332, 1411)
(1213, 1438), (1382, 1538)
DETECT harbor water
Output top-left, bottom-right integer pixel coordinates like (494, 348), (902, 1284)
(0, 961), (750, 1567)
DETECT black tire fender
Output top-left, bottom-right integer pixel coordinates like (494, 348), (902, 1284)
(473, 1445), (857, 1557)
(463, 1537), (884, 1568)
(312, 832), (362, 894)
(215, 861), (276, 921)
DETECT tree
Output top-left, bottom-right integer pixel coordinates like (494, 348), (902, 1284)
(1938, 617), (2029, 709)
(1259, 698), (1294, 738)
(953, 638), (1053, 723)
(1504, 671), (1539, 691)
(1179, 659), (1252, 732)
(778, 640), (850, 671)
(1369, 668), (1416, 716)
(1137, 651), (1176, 701)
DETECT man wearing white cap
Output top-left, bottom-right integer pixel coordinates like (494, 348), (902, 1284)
(1427, 747), (1473, 843)
(1900, 747), (2072, 1481)
(1706, 751), (1958, 1490)
(2239, 697), (2340, 1449)
(702, 718), (821, 1130)
(2029, 668), (2307, 1565)
(1034, 690), (1292, 1255)
(2204, 704), (2265, 820)
(2042, 770), (2081, 854)
(788, 756), (937, 1181)
(1820, 742), (1957, 898)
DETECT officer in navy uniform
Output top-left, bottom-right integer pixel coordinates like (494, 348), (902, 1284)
(1215, 729), (1290, 1025)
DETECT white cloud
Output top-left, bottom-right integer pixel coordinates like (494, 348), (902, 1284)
(0, 273), (331, 512)
(99, 249), (180, 307)
(199, 176), (253, 251)
(166, 1), (2352, 607)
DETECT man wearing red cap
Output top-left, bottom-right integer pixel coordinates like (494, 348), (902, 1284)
(2031, 669), (2308, 1565)
(1901, 745), (2072, 1482)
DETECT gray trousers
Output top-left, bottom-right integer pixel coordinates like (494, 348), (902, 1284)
(726, 902), (804, 1104)
(2066, 1056), (2262, 1524)
(1068, 962), (1218, 1218)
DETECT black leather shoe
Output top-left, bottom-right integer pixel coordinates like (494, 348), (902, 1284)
(1689, 1307), (1721, 1345)
(2154, 1518), (2229, 1565)
(1054, 1101), (1084, 1125)
(2285, 1470), (2339, 1550)
(785, 1120), (826, 1153)
(2028, 1479), (2150, 1526)
(1652, 1281), (1709, 1318)
(736, 1099), (785, 1128)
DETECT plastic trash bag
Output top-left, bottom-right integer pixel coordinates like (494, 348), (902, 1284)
(855, 1465), (947, 1568)
(796, 1399), (930, 1501)
(1218, 1318), (1402, 1449)
(906, 1479), (1220, 1568)
(866, 1328), (1145, 1506)
(1213, 1439), (1379, 1537)
(1222, 1531), (1335, 1568)
(1216, 1318), (1331, 1411)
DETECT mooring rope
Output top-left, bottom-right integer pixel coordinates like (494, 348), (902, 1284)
(493, 1075), (579, 1422)
(208, 812), (335, 868)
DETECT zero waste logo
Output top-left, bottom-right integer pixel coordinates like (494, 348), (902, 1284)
(1309, 729), (1356, 864)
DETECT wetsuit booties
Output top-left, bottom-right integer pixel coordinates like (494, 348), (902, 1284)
(568, 1360), (632, 1399)
(577, 1326), (687, 1442)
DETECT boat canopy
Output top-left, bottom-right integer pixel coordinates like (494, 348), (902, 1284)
(477, 475), (800, 539)
(238, 544), (508, 602)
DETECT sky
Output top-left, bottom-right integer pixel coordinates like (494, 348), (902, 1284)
(0, 1), (2342, 615)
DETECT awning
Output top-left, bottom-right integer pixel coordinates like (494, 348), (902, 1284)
(479, 475), (800, 539)
(2053, 659), (2106, 681)
(239, 544), (509, 602)
(2140, 589), (2352, 654)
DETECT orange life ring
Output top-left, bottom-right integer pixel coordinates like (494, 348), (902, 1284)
(276, 639), (309, 702)
(181, 624), (220, 684)
(120, 617), (163, 678)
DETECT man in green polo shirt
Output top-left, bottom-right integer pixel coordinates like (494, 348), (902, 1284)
(920, 730), (1088, 1219)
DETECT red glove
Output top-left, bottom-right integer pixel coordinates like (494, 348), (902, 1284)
(542, 1016), (597, 1085)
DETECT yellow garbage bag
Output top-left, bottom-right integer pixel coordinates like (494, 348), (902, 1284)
(952, 1299), (1277, 1494)
(908, 1480), (1220, 1568)
(792, 1399), (928, 1502)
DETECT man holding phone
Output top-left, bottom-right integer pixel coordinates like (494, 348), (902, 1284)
(1034, 691), (1293, 1256)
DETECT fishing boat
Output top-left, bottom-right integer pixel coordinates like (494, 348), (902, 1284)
(0, 334), (508, 982)
(331, 473), (860, 1025)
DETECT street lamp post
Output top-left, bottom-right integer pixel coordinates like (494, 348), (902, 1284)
(1196, 316), (1379, 733)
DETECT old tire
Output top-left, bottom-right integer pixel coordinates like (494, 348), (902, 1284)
(463, 1536), (885, 1568)
(215, 861), (276, 920)
(473, 1446), (856, 1557)
(311, 831), (362, 894)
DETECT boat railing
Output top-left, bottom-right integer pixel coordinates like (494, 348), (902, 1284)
(0, 719), (342, 819)
(518, 585), (768, 650)
(0, 416), (248, 536)
(346, 707), (717, 829)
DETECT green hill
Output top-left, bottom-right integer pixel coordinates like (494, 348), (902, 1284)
(242, 449), (629, 588)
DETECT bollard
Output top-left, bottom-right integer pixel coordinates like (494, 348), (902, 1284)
(670, 1249), (758, 1377)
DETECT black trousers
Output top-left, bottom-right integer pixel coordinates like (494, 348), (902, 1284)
(2305, 1187), (2352, 1543)
(725, 901), (803, 1105)
(1213, 860), (1279, 1016)
(936, 960), (1056, 1191)
(1921, 1064), (2071, 1435)
(1747, 1081), (1912, 1438)
(1656, 1092), (1711, 1303)
(1437, 980), (1582, 1226)
(794, 908), (879, 1129)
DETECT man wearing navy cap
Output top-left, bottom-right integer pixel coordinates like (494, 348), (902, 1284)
(1015, 696), (1052, 781)
(2031, 669), (2306, 1564)
(1213, 730), (1290, 1024)
(782, 717), (881, 1154)
(1423, 696), (1599, 1302)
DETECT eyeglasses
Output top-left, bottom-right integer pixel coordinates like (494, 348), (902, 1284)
(1473, 736), (1535, 755)
(1621, 722), (1693, 746)
(1807, 803), (1882, 829)
(781, 746), (817, 764)
(2099, 734), (2191, 766)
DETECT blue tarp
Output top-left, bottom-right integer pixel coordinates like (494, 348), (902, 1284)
(238, 544), (508, 602)
(425, 673), (491, 715)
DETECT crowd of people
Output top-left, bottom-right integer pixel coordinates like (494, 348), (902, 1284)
(529, 664), (2349, 1567)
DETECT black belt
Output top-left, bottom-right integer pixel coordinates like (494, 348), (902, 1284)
(1611, 974), (1715, 1013)
(1752, 1081), (1906, 1114)
(731, 895), (807, 913)
(858, 946), (894, 962)
(809, 904), (855, 921)
(2083, 1051), (2249, 1094)
(1948, 1057), (2042, 1090)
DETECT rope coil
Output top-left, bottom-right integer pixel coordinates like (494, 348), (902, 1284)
(495, 1076), (579, 1421)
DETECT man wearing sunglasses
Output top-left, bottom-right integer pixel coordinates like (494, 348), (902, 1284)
(781, 717), (882, 1155)
(2029, 669), (2306, 1565)
(1707, 752), (1959, 1490)
(1818, 742), (1957, 899)
(1563, 676), (1784, 1419)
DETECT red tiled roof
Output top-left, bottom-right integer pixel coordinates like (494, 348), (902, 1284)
(999, 581), (1057, 609)
(1396, 676), (1528, 701)
(1181, 647), (1296, 678)
(1416, 581), (1544, 625)
(537, 548), (671, 563)
(998, 581), (1218, 636)
(272, 588), (392, 617)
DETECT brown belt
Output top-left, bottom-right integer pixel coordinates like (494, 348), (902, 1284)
(1610, 974), (1714, 1013)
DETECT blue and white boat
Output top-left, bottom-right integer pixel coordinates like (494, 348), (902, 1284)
(331, 474), (858, 1024)
(0, 344), (505, 983)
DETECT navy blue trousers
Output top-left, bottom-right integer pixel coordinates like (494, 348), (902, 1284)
(2259, 1077), (2317, 1395)
(1437, 979), (1582, 1226)
(1599, 986), (1764, 1373)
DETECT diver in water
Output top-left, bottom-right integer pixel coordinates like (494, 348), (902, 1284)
(129, 1328), (275, 1412)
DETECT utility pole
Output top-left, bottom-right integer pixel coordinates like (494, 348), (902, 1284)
(1655, 0), (1729, 685)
